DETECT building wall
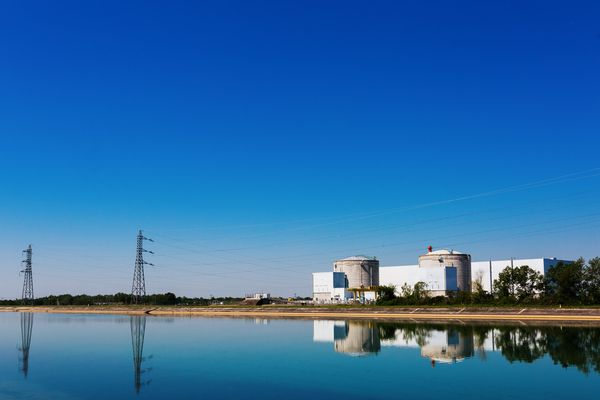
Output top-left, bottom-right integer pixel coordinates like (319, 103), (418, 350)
(312, 272), (349, 303)
(316, 258), (570, 298)
(471, 258), (567, 293)
(379, 265), (419, 291)
(378, 264), (450, 296)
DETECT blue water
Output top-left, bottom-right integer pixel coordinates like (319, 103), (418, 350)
(1, 312), (599, 399)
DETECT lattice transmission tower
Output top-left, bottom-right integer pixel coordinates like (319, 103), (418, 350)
(131, 230), (154, 304)
(21, 245), (34, 304)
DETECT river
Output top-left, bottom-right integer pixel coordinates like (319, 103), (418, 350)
(1, 312), (599, 399)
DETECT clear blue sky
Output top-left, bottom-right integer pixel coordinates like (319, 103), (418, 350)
(1, 0), (599, 297)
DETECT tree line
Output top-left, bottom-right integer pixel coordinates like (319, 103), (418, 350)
(377, 257), (600, 306)
(0, 292), (243, 306)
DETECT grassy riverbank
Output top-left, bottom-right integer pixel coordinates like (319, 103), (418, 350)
(4, 304), (600, 323)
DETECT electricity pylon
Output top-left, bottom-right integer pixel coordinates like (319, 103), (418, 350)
(21, 245), (34, 304)
(131, 230), (154, 304)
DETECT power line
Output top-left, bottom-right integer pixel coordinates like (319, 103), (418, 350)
(148, 166), (600, 238)
(199, 194), (600, 255)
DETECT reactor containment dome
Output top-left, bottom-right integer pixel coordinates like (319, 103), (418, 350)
(333, 255), (379, 290)
(418, 249), (472, 292)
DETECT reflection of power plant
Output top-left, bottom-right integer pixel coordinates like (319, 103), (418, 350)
(333, 321), (381, 356)
(314, 320), (480, 364)
(130, 316), (151, 394)
(18, 313), (34, 378)
(420, 328), (474, 364)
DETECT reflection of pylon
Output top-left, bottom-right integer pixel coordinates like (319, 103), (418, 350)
(131, 315), (148, 394)
(19, 313), (34, 378)
(21, 245), (34, 304)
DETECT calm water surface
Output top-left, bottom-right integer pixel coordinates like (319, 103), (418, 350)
(1, 312), (599, 399)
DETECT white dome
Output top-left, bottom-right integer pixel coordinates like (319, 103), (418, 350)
(427, 249), (464, 255)
(338, 255), (377, 261)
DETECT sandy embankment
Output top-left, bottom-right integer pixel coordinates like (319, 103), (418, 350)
(3, 305), (600, 323)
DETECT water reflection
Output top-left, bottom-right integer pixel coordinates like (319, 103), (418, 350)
(130, 316), (151, 394)
(11, 312), (600, 389)
(314, 320), (600, 373)
(420, 328), (474, 365)
(334, 321), (381, 356)
(18, 313), (34, 378)
(14, 313), (154, 390)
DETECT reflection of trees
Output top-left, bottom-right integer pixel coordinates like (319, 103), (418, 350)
(494, 328), (546, 363)
(378, 322), (432, 346)
(377, 323), (398, 341)
(367, 321), (600, 375)
(492, 326), (600, 374)
(399, 326), (431, 348)
(543, 327), (600, 374)
(471, 325), (490, 361)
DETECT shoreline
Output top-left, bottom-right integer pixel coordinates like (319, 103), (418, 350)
(3, 305), (600, 323)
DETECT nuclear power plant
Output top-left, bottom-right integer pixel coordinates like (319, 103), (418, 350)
(312, 247), (570, 303)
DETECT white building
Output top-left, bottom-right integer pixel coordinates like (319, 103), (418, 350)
(245, 292), (271, 300)
(313, 256), (570, 301)
(312, 272), (348, 303)
(379, 260), (459, 296)
(380, 257), (567, 295)
(470, 258), (567, 293)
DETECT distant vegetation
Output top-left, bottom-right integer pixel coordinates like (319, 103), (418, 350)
(0, 292), (244, 306)
(377, 257), (600, 306)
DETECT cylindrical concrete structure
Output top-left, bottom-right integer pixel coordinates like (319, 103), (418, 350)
(419, 249), (471, 292)
(333, 256), (379, 289)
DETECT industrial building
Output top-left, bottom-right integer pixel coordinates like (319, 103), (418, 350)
(312, 248), (570, 303)
(313, 255), (380, 303)
(380, 257), (568, 296)
(333, 256), (379, 289)
(312, 272), (347, 303)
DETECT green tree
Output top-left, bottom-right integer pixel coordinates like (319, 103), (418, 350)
(583, 257), (600, 304)
(114, 292), (132, 304)
(73, 295), (92, 305)
(399, 283), (413, 298)
(412, 281), (428, 302)
(57, 294), (74, 305)
(494, 265), (543, 303)
(545, 259), (585, 304)
(376, 285), (396, 302)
